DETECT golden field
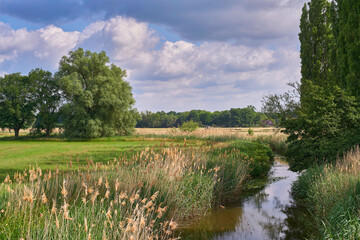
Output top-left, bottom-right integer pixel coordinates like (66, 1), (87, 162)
(135, 127), (286, 139)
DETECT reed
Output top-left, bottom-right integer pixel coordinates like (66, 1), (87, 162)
(0, 142), (268, 239)
(293, 145), (360, 239)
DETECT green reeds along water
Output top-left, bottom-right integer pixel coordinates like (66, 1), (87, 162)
(292, 146), (360, 240)
(179, 157), (317, 240)
(0, 140), (270, 240)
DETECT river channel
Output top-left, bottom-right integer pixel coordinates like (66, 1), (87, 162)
(180, 156), (316, 239)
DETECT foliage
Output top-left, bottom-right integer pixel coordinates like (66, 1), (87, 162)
(0, 73), (36, 138)
(58, 48), (136, 138)
(248, 128), (254, 136)
(285, 84), (360, 171)
(136, 106), (269, 128)
(29, 68), (61, 136)
(179, 121), (199, 132)
(263, 0), (360, 171)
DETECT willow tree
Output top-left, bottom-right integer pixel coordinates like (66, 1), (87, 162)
(58, 48), (137, 138)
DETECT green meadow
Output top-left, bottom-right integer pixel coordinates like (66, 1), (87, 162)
(0, 136), (194, 181)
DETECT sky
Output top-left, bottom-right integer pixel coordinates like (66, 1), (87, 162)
(0, 0), (307, 112)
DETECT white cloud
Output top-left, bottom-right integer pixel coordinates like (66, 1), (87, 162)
(0, 22), (79, 70)
(0, 16), (300, 111)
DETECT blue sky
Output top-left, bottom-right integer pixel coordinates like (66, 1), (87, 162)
(0, 0), (307, 112)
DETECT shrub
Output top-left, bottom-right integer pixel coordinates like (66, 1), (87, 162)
(179, 121), (199, 133)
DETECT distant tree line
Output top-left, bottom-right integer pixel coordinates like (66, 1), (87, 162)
(263, 0), (360, 171)
(0, 48), (137, 138)
(136, 106), (271, 128)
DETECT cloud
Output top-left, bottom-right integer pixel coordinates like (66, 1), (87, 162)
(0, 22), (79, 71)
(0, 0), (307, 44)
(0, 16), (300, 111)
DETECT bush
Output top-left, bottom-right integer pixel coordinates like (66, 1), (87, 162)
(179, 121), (199, 132)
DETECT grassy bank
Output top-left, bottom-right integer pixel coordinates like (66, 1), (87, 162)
(0, 136), (273, 239)
(292, 146), (360, 239)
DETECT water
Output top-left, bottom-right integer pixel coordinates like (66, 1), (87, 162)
(180, 157), (315, 240)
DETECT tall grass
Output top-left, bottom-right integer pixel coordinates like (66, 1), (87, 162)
(0, 142), (270, 239)
(292, 146), (360, 239)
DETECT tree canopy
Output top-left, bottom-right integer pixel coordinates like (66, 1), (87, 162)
(30, 68), (61, 136)
(58, 48), (137, 138)
(136, 106), (269, 128)
(0, 73), (36, 137)
(263, 0), (360, 171)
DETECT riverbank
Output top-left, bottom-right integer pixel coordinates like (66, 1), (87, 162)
(180, 157), (318, 240)
(0, 137), (273, 239)
(292, 146), (360, 239)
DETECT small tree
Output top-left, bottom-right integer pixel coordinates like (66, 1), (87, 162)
(58, 48), (137, 138)
(0, 73), (36, 137)
(180, 121), (199, 133)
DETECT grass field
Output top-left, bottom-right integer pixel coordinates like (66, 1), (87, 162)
(0, 127), (285, 181)
(0, 136), (204, 181)
(0, 129), (275, 239)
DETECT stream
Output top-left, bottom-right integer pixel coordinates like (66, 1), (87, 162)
(180, 156), (316, 240)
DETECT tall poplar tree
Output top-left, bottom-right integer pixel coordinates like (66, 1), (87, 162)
(264, 0), (360, 171)
(299, 0), (333, 96)
(333, 0), (360, 96)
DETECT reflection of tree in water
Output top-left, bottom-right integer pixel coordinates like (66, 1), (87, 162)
(273, 196), (284, 209)
(261, 214), (286, 240)
(281, 199), (319, 240)
(179, 161), (319, 240)
(252, 190), (269, 211)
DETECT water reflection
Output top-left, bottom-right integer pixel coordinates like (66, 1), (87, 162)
(181, 157), (313, 240)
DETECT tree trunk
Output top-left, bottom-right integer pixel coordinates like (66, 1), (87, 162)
(46, 128), (51, 137)
(14, 128), (20, 138)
